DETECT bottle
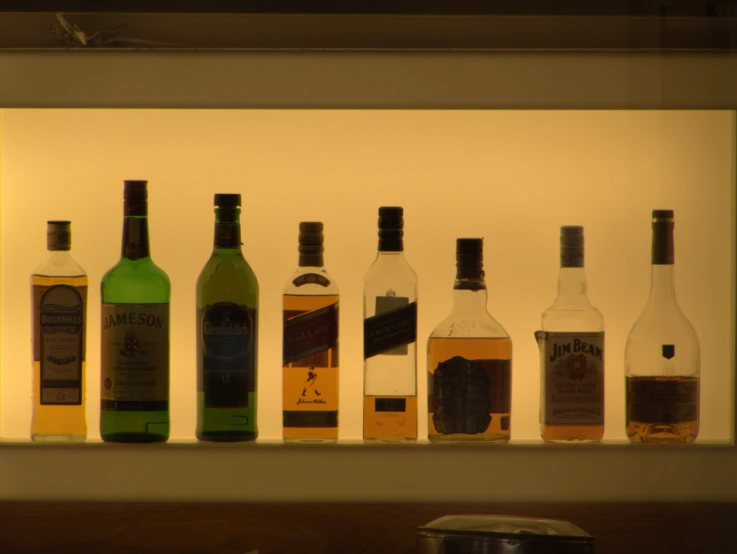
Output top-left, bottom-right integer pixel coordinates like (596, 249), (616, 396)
(282, 222), (339, 442)
(625, 210), (700, 443)
(427, 238), (512, 442)
(363, 207), (418, 441)
(535, 226), (604, 442)
(100, 180), (171, 443)
(196, 194), (259, 442)
(31, 221), (87, 441)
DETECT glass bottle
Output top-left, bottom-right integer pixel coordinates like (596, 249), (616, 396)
(363, 207), (418, 442)
(625, 210), (700, 443)
(100, 180), (171, 443)
(535, 226), (605, 442)
(282, 222), (339, 442)
(427, 238), (512, 442)
(196, 194), (259, 442)
(31, 220), (87, 441)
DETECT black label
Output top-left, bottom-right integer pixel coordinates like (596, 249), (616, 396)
(429, 356), (511, 435)
(364, 300), (417, 359)
(662, 344), (675, 359)
(214, 224), (241, 248)
(283, 302), (338, 365)
(283, 410), (338, 428)
(198, 303), (256, 409)
(101, 400), (168, 411)
(375, 398), (407, 412)
(627, 377), (699, 424)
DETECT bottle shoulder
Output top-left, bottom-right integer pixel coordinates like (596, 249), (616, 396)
(364, 253), (417, 281)
(541, 303), (605, 332)
(430, 312), (510, 339)
(33, 253), (86, 278)
(102, 257), (171, 301)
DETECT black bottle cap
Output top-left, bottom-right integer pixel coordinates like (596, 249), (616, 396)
(47, 220), (71, 251)
(214, 193), (241, 208)
(456, 238), (484, 260)
(653, 209), (674, 220)
(378, 206), (404, 252)
(124, 180), (148, 216)
(455, 238), (485, 285)
(298, 221), (324, 266)
(560, 225), (584, 268)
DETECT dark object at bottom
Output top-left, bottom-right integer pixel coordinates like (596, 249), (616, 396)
(418, 514), (594, 554)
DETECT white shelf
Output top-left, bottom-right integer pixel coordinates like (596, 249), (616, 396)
(1, 440), (735, 503)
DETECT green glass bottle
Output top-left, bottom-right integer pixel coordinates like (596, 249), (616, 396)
(196, 194), (259, 441)
(100, 180), (171, 443)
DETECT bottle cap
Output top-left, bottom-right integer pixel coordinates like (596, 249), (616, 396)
(214, 193), (241, 208)
(378, 206), (404, 252)
(456, 238), (484, 260)
(560, 226), (584, 268)
(124, 180), (148, 216)
(47, 220), (71, 251)
(653, 209), (674, 220)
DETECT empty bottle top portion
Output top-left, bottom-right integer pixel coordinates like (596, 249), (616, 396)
(652, 209), (675, 265)
(47, 220), (71, 251)
(455, 238), (485, 282)
(560, 225), (584, 268)
(378, 206), (404, 252)
(214, 193), (241, 208)
(298, 221), (324, 267)
(124, 180), (148, 216)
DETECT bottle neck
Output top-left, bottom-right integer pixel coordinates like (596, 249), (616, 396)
(213, 208), (242, 250)
(452, 275), (488, 314)
(648, 264), (677, 304)
(46, 250), (73, 262)
(299, 254), (323, 267)
(554, 267), (591, 305)
(378, 230), (403, 252)
(121, 216), (150, 260)
(648, 218), (677, 304)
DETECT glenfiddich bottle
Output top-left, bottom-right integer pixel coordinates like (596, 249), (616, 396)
(363, 207), (418, 441)
(427, 238), (512, 442)
(535, 226), (605, 442)
(196, 194), (259, 441)
(31, 221), (88, 441)
(625, 210), (700, 443)
(100, 180), (171, 443)
(282, 222), (339, 442)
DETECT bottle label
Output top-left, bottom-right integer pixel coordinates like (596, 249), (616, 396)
(292, 273), (331, 287)
(100, 303), (169, 411)
(197, 303), (256, 408)
(375, 398), (407, 412)
(283, 302), (339, 365)
(34, 284), (86, 405)
(429, 356), (511, 435)
(539, 331), (604, 426)
(364, 297), (417, 358)
(214, 224), (241, 248)
(627, 377), (699, 423)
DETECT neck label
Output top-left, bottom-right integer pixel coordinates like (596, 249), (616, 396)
(214, 224), (241, 248)
(364, 297), (417, 359)
(292, 273), (331, 287)
(538, 331), (604, 426)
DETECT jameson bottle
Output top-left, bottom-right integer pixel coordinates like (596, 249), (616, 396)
(535, 226), (605, 442)
(100, 180), (171, 443)
(196, 194), (259, 442)
(427, 238), (512, 442)
(626, 210), (700, 443)
(363, 207), (418, 441)
(31, 221), (87, 441)
(282, 222), (339, 442)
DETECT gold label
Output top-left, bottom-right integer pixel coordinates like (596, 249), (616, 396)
(101, 303), (169, 410)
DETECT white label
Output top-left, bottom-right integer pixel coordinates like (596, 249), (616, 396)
(543, 331), (604, 426)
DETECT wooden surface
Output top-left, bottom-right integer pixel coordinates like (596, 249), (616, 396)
(0, 502), (735, 553)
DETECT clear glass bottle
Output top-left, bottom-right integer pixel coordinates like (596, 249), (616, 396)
(427, 238), (512, 443)
(100, 180), (171, 443)
(196, 194), (259, 442)
(363, 207), (418, 442)
(625, 210), (700, 443)
(31, 220), (88, 442)
(282, 222), (339, 442)
(535, 226), (605, 442)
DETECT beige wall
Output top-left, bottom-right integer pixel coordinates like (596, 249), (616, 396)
(1, 109), (734, 443)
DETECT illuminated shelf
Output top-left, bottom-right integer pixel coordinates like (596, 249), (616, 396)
(0, 439), (736, 502)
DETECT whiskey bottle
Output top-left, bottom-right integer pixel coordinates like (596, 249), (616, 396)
(535, 226), (604, 442)
(427, 238), (512, 442)
(196, 194), (259, 442)
(363, 207), (418, 441)
(100, 180), (171, 443)
(625, 210), (700, 443)
(31, 221), (87, 441)
(282, 222), (339, 442)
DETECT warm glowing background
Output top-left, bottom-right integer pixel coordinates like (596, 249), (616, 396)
(0, 109), (734, 442)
